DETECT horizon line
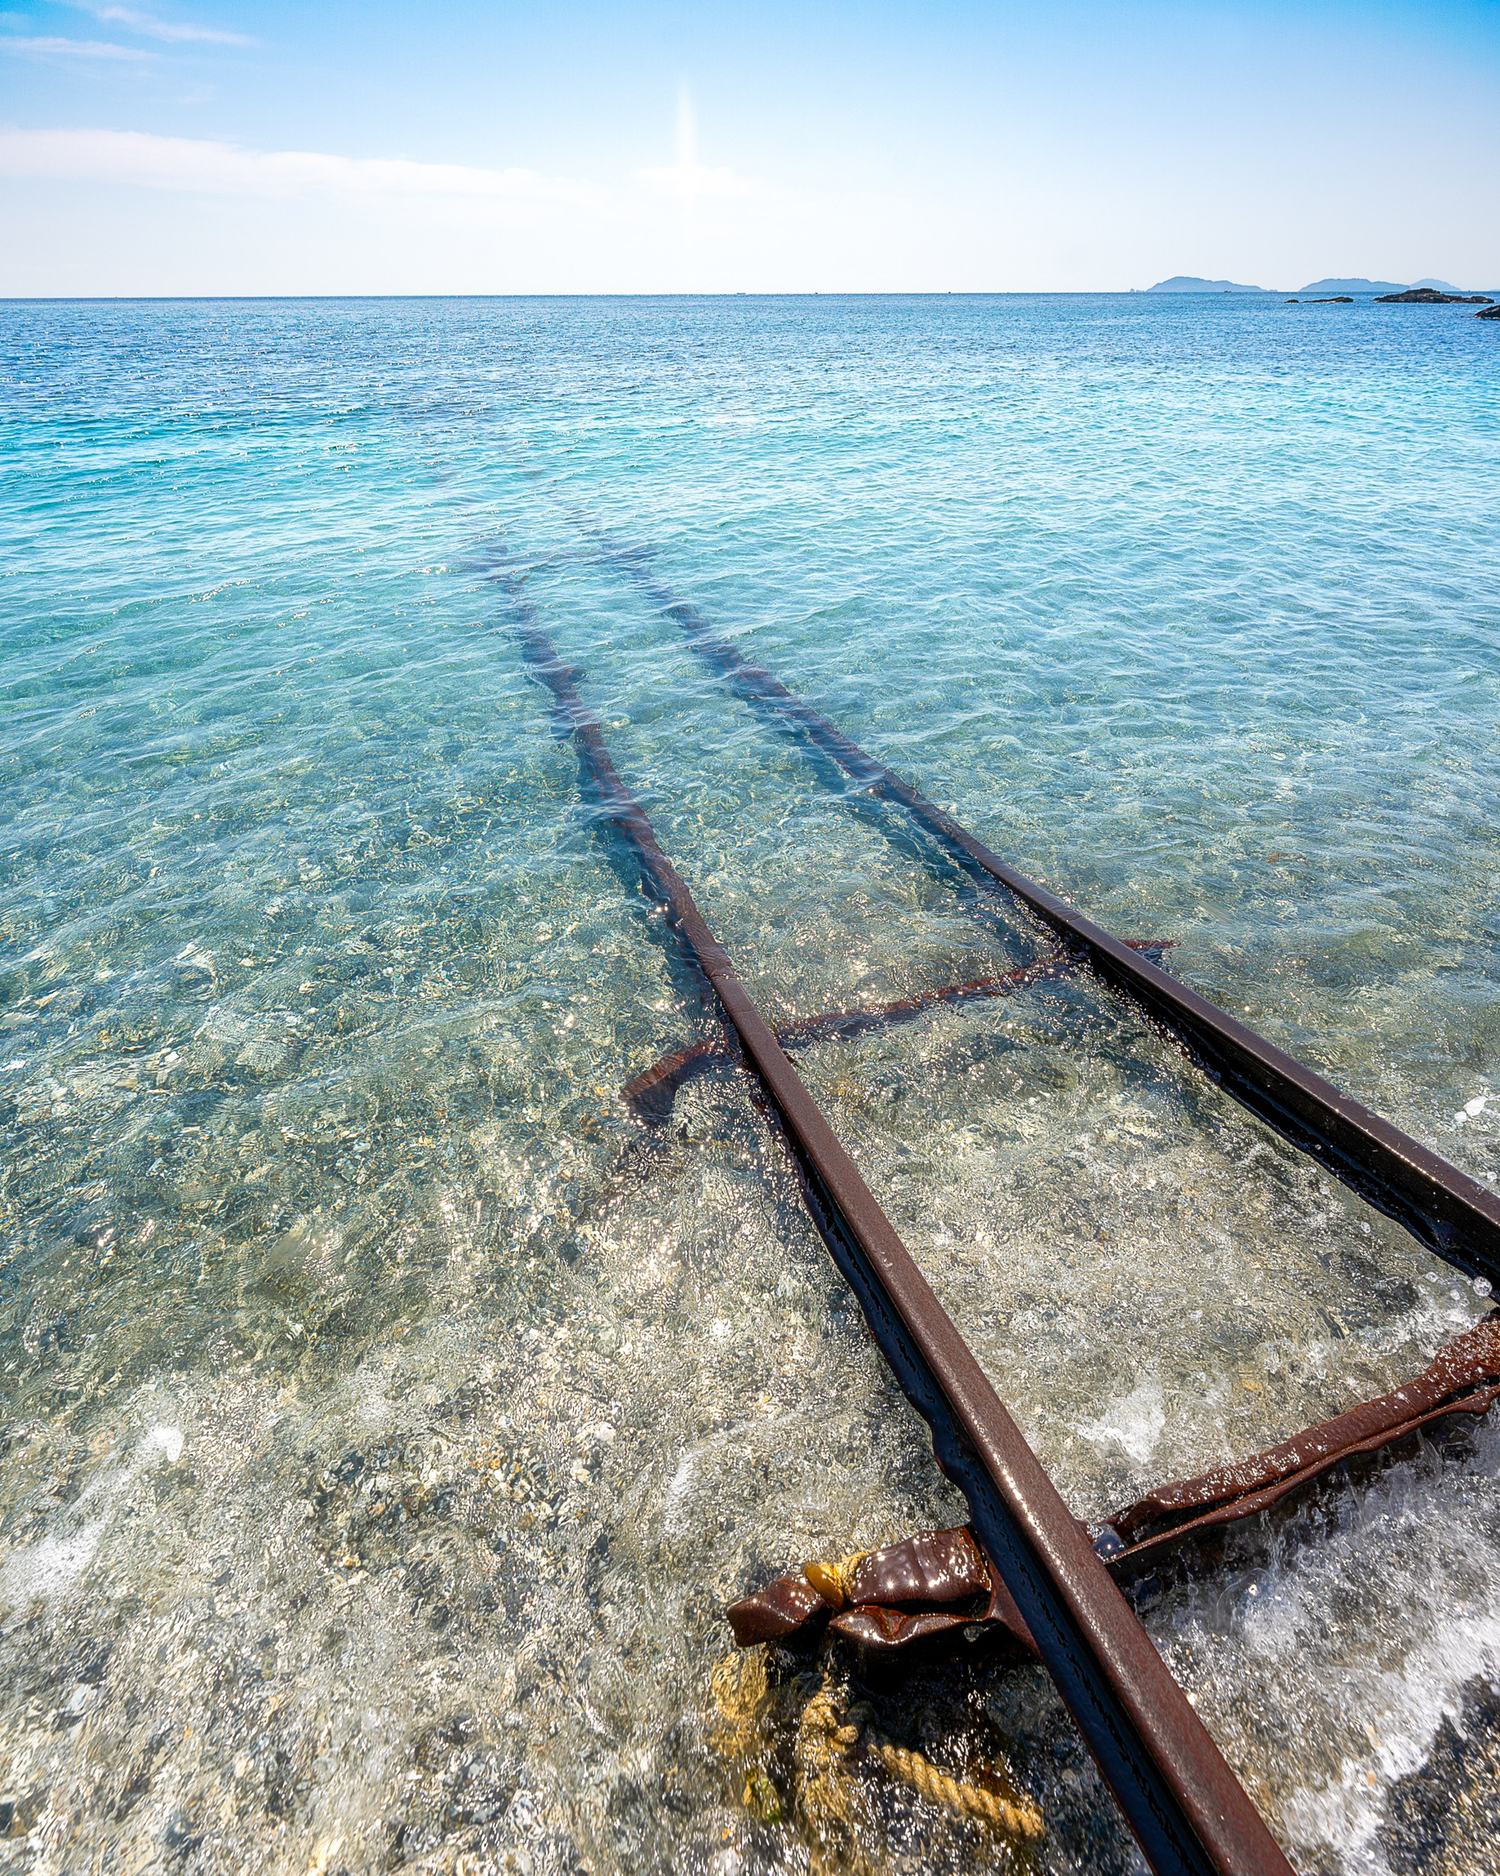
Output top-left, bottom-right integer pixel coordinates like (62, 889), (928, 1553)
(8, 287), (1495, 304)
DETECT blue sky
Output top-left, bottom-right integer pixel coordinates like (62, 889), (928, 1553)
(2, 0), (1497, 294)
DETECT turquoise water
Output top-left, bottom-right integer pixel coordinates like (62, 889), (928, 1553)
(1, 294), (1499, 1874)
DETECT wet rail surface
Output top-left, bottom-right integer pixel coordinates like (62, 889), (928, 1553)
(724, 1309), (1500, 1680)
(512, 598), (1296, 1876)
(597, 547), (1500, 1290)
(1098, 1311), (1500, 1574)
(620, 944), (1173, 1120)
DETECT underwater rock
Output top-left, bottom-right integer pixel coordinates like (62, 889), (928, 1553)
(1381, 1677), (1500, 1874)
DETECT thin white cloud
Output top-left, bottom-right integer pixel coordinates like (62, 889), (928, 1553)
(0, 34), (151, 58)
(0, 126), (596, 205)
(75, 5), (255, 47)
(635, 164), (760, 202)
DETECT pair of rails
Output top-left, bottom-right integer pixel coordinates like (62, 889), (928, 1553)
(511, 554), (1500, 1876)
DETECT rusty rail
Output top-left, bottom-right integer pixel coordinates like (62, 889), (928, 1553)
(623, 943), (1172, 1119)
(725, 1310), (1500, 1677)
(624, 957), (1066, 1121)
(619, 572), (1500, 1287)
(1098, 1310), (1500, 1576)
(517, 607), (1294, 1876)
(722, 1316), (1500, 1674)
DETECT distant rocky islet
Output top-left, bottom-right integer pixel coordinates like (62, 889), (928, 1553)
(1146, 274), (1498, 315)
(1373, 286), (1493, 304)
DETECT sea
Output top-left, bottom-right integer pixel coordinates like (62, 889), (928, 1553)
(2, 293), (1499, 1875)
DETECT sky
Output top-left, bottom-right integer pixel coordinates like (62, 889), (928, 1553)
(1, 0), (1497, 295)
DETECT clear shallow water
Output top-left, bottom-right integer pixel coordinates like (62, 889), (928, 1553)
(1, 294), (1498, 1875)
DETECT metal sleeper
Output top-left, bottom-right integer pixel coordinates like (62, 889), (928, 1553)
(628, 575), (1500, 1287)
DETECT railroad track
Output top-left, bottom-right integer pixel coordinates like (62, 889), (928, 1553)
(510, 549), (1500, 1875)
(511, 593), (1290, 1876)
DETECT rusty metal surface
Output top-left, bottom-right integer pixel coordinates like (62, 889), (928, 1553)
(843, 1525), (993, 1611)
(726, 1526), (1042, 1669)
(728, 1316), (1500, 1672)
(1098, 1313), (1500, 1573)
(726, 1573), (831, 1648)
(621, 943), (1175, 1118)
(642, 584), (1500, 1286)
(518, 609), (1295, 1876)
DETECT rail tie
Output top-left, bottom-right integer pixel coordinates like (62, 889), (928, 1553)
(607, 558), (1500, 1286)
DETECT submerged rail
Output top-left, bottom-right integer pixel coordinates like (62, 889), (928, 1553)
(725, 1309), (1500, 1676)
(623, 943), (1172, 1119)
(616, 570), (1500, 1286)
(1099, 1311), (1500, 1574)
(516, 606), (1294, 1876)
(620, 960), (1066, 1120)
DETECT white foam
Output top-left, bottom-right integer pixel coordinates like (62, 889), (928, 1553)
(0, 1520), (110, 1606)
(145, 1424), (184, 1465)
(0, 1423), (184, 1610)
(662, 1441), (710, 1536)
(1166, 1420), (1500, 1874)
(1078, 1375), (1165, 1465)
(1280, 1596), (1500, 1873)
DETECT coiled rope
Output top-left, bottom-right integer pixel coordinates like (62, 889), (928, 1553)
(868, 1736), (1044, 1839)
(801, 1678), (1046, 1843)
(714, 1650), (1046, 1856)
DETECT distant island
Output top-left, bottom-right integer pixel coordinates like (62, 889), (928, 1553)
(1145, 276), (1272, 294)
(1296, 277), (1410, 296)
(1146, 273), (1494, 298)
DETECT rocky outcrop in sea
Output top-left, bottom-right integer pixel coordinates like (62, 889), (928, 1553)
(1375, 288), (1494, 305)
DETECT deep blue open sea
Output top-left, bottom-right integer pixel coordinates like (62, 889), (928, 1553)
(2, 294), (1499, 1875)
